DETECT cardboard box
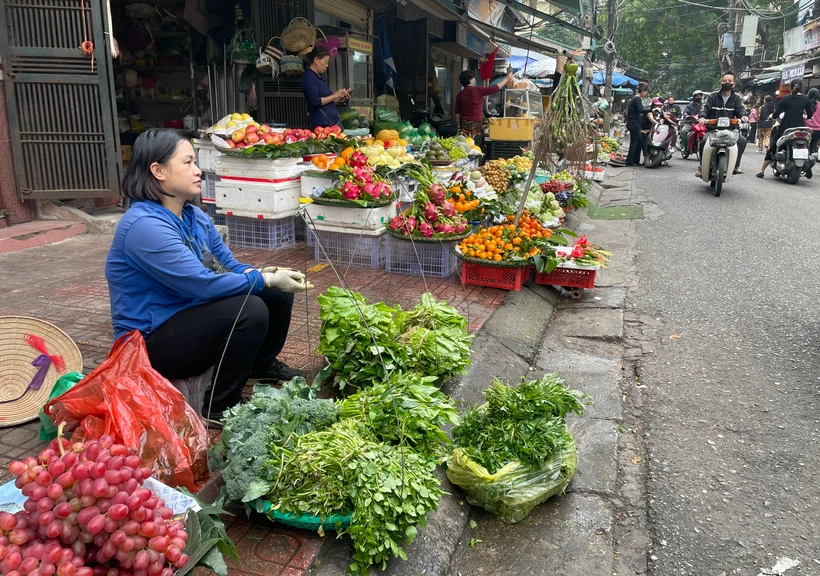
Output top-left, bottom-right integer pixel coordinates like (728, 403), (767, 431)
(488, 117), (537, 141)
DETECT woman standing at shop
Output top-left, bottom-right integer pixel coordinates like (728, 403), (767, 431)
(302, 46), (351, 129)
(106, 129), (311, 416)
(758, 95), (775, 152)
(455, 70), (515, 149)
(626, 82), (650, 166)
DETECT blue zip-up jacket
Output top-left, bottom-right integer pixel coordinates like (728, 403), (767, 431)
(106, 200), (264, 340)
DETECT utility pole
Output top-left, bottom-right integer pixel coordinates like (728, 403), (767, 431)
(603, 0), (616, 133)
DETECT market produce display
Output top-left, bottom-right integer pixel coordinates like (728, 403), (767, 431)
(317, 288), (472, 392)
(457, 212), (553, 264)
(481, 160), (509, 193)
(210, 379), (338, 504)
(599, 136), (619, 154)
(447, 374), (587, 523)
(387, 166), (470, 239)
(4, 433), (235, 576)
(558, 234), (612, 268)
(446, 175), (484, 222)
(523, 183), (565, 224)
(266, 419), (441, 575)
(316, 163), (395, 205)
(358, 141), (416, 169)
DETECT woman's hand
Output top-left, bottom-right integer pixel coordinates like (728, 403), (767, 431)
(333, 88), (351, 102)
(260, 267), (313, 292)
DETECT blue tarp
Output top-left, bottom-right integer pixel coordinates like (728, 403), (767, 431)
(592, 71), (639, 86)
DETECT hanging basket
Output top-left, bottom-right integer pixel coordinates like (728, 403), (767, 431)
(255, 47), (273, 75)
(263, 36), (284, 64)
(281, 17), (317, 55)
(230, 28), (257, 65)
(280, 54), (304, 75)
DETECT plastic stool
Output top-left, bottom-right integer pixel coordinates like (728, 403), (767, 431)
(169, 366), (213, 416)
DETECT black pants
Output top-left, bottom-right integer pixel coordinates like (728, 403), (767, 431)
(626, 121), (645, 165)
(810, 132), (820, 155)
(699, 133), (747, 169)
(145, 287), (294, 415)
(749, 122), (757, 143)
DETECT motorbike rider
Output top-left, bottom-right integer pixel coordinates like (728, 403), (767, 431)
(663, 95), (681, 118)
(806, 88), (820, 154)
(680, 90), (704, 145)
(756, 78), (815, 178)
(696, 71), (748, 177)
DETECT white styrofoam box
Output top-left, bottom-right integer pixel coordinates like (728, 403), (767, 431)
(213, 155), (306, 179)
(193, 139), (221, 172)
(592, 171), (605, 182)
(301, 172), (336, 198)
(304, 202), (396, 231)
(200, 173), (218, 203)
(215, 176), (300, 215)
(433, 165), (457, 183)
(216, 207), (299, 219)
(389, 176), (419, 203)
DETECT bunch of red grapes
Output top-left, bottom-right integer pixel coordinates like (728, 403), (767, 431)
(1, 435), (189, 576)
(540, 180), (572, 195)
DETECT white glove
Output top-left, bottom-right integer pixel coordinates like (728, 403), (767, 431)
(260, 267), (312, 292)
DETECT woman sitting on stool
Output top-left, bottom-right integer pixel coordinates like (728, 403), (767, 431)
(106, 129), (310, 416)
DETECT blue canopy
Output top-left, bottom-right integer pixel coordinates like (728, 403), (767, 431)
(592, 71), (639, 86)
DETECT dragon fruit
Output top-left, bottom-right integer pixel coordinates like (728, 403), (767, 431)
(404, 216), (418, 233)
(428, 183), (446, 205)
(423, 202), (439, 222)
(419, 221), (434, 238)
(373, 182), (390, 198)
(389, 215), (405, 231)
(341, 181), (360, 200)
(435, 222), (455, 234)
(349, 152), (368, 168)
(440, 201), (455, 217)
(454, 221), (467, 234)
(363, 182), (380, 199)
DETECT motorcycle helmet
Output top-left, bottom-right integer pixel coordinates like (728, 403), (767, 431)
(692, 89), (703, 98)
(809, 88), (820, 102)
(652, 97), (663, 107)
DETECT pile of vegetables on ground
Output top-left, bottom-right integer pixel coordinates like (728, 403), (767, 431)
(447, 374), (588, 523)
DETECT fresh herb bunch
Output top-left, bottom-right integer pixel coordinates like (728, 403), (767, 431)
(400, 293), (472, 378)
(210, 378), (338, 503)
(318, 288), (472, 391)
(317, 286), (407, 391)
(266, 419), (442, 575)
(452, 375), (587, 474)
(339, 371), (460, 461)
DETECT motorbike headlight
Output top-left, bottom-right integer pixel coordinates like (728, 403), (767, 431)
(717, 117), (730, 128)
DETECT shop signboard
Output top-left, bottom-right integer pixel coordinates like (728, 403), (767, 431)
(805, 20), (820, 51)
(460, 26), (486, 57)
(467, 0), (505, 28)
(781, 62), (805, 83)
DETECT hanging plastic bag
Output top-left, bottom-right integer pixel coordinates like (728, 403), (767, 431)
(39, 372), (84, 441)
(445, 441), (577, 524)
(44, 331), (209, 493)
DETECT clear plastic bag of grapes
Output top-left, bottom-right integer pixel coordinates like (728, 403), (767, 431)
(44, 331), (209, 493)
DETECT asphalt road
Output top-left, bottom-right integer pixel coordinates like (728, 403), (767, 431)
(631, 147), (820, 575)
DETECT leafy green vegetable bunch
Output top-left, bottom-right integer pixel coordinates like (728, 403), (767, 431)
(452, 374), (587, 474)
(210, 378), (338, 503)
(317, 288), (472, 391)
(339, 371), (460, 461)
(317, 286), (407, 391)
(266, 419), (442, 575)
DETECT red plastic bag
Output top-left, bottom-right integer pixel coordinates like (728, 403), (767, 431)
(45, 331), (209, 492)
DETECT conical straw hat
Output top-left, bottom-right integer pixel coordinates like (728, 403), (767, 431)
(0, 316), (83, 427)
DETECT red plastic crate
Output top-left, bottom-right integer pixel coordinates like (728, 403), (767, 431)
(461, 262), (530, 291)
(534, 266), (596, 289)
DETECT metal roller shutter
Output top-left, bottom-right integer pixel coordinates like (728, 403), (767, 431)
(314, 0), (369, 29)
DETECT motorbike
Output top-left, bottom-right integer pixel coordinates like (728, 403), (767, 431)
(770, 127), (815, 184)
(644, 116), (678, 168)
(739, 120), (751, 141)
(680, 117), (707, 160)
(699, 117), (740, 197)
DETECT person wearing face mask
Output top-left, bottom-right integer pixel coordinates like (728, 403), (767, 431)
(302, 45), (350, 129)
(679, 90), (704, 145)
(663, 95), (681, 118)
(626, 82), (650, 166)
(756, 78), (815, 178)
(696, 71), (748, 177)
(106, 130), (311, 416)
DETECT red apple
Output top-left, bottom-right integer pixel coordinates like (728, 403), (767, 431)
(259, 124), (271, 135)
(230, 130), (245, 143)
(245, 125), (258, 134)
(262, 133), (276, 145)
(227, 140), (237, 149)
(245, 132), (260, 144)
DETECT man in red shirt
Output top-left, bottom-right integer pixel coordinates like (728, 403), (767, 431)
(455, 70), (514, 149)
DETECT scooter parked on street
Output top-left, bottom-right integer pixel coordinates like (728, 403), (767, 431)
(644, 117), (678, 168)
(680, 117), (706, 160)
(700, 117), (740, 197)
(770, 127), (815, 184)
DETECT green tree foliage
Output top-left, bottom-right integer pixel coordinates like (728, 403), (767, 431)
(601, 0), (797, 97)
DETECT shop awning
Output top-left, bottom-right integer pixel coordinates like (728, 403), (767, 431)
(495, 0), (593, 37)
(592, 71), (638, 86)
(467, 20), (560, 56)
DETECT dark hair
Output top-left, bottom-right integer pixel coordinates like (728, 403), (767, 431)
(764, 94), (773, 103)
(121, 129), (187, 202)
(723, 70), (736, 79)
(809, 88), (820, 102)
(306, 45), (331, 65)
(459, 70), (475, 88)
(790, 78), (803, 94)
(637, 82), (649, 95)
